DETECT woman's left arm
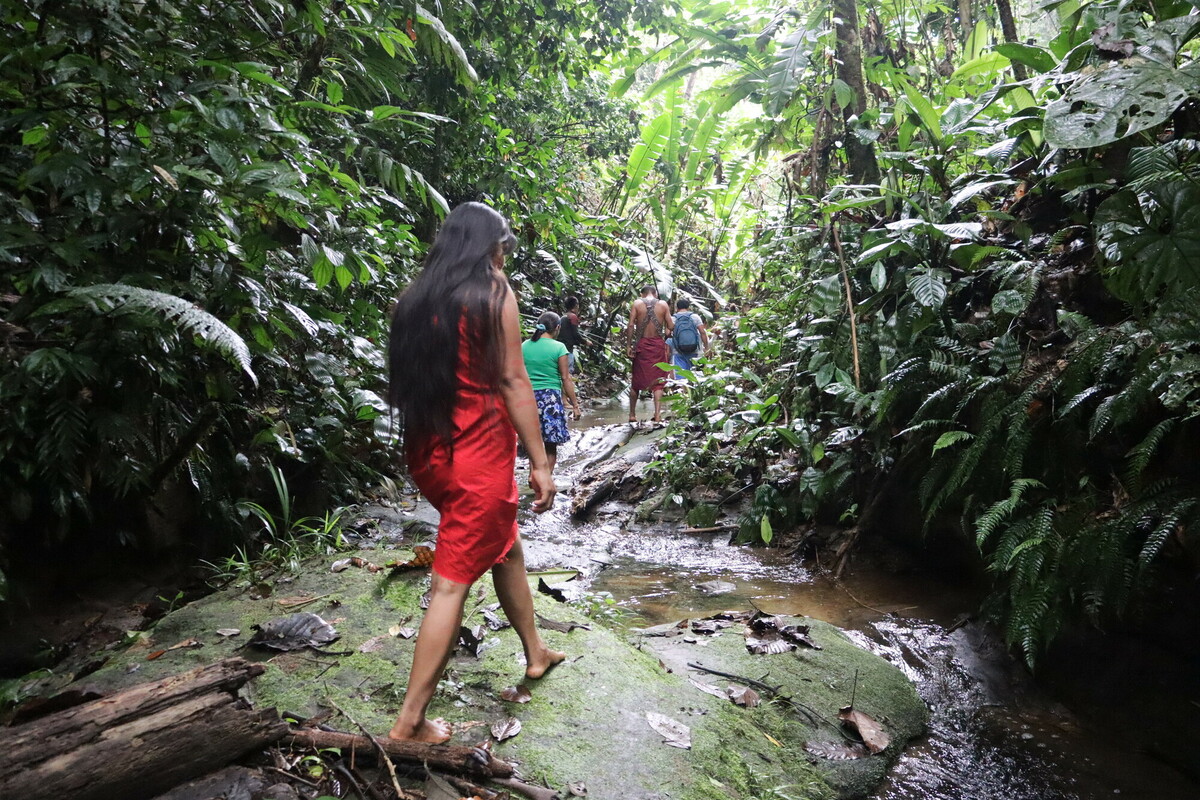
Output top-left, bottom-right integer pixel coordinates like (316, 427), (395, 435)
(498, 287), (555, 512)
(557, 354), (580, 418)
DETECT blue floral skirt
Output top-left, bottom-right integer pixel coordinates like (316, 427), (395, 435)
(534, 389), (570, 444)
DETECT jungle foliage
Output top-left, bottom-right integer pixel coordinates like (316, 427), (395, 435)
(2, 0), (1199, 668)
(0, 0), (656, 594)
(636, 0), (1200, 665)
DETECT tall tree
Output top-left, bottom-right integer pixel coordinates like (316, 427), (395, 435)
(832, 0), (880, 184)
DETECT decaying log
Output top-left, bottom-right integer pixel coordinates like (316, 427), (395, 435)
(285, 727), (515, 778)
(0, 658), (287, 800)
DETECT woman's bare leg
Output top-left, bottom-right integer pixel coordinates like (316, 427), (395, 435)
(492, 535), (565, 679)
(388, 572), (471, 742)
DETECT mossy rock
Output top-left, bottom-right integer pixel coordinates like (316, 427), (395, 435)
(80, 548), (923, 799)
(639, 617), (928, 798)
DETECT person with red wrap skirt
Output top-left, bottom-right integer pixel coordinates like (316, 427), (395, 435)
(386, 202), (564, 744)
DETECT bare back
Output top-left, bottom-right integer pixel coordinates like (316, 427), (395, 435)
(629, 296), (672, 343)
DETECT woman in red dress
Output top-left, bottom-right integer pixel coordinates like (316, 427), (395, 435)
(386, 202), (564, 743)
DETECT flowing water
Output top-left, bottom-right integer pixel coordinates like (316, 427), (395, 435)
(512, 395), (1199, 800)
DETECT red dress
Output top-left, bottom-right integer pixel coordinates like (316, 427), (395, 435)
(406, 332), (518, 585)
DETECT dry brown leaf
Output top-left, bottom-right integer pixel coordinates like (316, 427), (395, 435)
(727, 686), (761, 708)
(386, 545), (435, 571)
(146, 649), (166, 660)
(491, 717), (522, 741)
(646, 712), (691, 749)
(499, 685), (532, 703)
(838, 706), (890, 753)
(166, 638), (202, 651)
(215, 628), (241, 637)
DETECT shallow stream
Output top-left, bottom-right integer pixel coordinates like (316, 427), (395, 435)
(512, 395), (1199, 800)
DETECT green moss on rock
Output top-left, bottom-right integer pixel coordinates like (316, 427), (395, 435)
(79, 549), (923, 799)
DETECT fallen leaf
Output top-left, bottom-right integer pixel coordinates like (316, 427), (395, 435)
(536, 577), (568, 602)
(458, 625), (487, 657)
(499, 685), (532, 703)
(482, 607), (511, 631)
(779, 623), (822, 650)
(386, 545), (435, 571)
(727, 686), (761, 708)
(358, 635), (387, 653)
(690, 619), (727, 635)
(395, 627), (416, 639)
(215, 628), (241, 637)
(536, 613), (591, 633)
(166, 638), (202, 652)
(838, 706), (890, 753)
(567, 781), (588, 796)
(349, 556), (383, 573)
(491, 716), (522, 741)
(646, 711), (691, 749)
(687, 678), (728, 699)
(805, 740), (869, 760)
(388, 624), (402, 637)
(146, 650), (166, 661)
(330, 558), (353, 573)
(745, 632), (796, 655)
(248, 612), (339, 651)
(419, 591), (431, 609)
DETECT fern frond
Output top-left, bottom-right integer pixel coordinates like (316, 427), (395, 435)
(1124, 418), (1178, 486)
(69, 284), (257, 385)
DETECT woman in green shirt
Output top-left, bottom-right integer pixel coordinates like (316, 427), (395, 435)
(521, 311), (581, 474)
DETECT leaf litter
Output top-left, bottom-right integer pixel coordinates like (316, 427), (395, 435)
(646, 711), (691, 749)
(247, 612), (339, 651)
(499, 685), (532, 703)
(838, 706), (890, 753)
(536, 612), (591, 633)
(491, 717), (522, 741)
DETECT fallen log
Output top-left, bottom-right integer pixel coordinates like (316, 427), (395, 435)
(285, 727), (515, 778)
(0, 658), (287, 800)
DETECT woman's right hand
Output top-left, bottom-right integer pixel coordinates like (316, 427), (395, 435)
(529, 463), (556, 513)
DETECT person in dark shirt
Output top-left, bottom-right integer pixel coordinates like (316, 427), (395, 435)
(557, 296), (583, 374)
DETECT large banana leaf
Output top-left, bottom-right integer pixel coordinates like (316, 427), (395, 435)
(764, 29), (810, 116)
(620, 111), (671, 211)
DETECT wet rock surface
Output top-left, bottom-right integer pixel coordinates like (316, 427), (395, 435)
(77, 538), (926, 799)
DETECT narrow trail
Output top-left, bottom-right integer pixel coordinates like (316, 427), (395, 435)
(462, 393), (1198, 800)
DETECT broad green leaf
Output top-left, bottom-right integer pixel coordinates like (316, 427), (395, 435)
(951, 52), (1010, 81)
(933, 431), (974, 453)
(760, 515), (773, 545)
(901, 82), (943, 141)
(1095, 182), (1200, 305)
(907, 268), (948, 308)
(994, 42), (1058, 74)
(22, 126), (47, 146)
(1044, 58), (1200, 148)
(415, 4), (478, 84)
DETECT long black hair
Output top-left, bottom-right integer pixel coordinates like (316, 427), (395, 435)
(388, 202), (518, 450)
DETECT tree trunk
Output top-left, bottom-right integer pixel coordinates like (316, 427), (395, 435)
(832, 0), (881, 185)
(286, 728), (515, 778)
(0, 659), (286, 800)
(995, 0), (1027, 81)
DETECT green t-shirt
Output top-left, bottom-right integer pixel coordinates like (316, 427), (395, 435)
(522, 336), (568, 391)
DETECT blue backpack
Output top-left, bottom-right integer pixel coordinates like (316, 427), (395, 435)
(673, 312), (700, 354)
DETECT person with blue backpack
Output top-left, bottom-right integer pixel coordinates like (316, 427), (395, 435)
(669, 297), (709, 378)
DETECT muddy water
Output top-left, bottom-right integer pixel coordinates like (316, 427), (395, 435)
(518, 396), (1199, 800)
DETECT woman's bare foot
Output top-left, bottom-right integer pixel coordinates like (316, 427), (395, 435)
(628, 416), (637, 423)
(525, 647), (567, 679)
(388, 716), (452, 743)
